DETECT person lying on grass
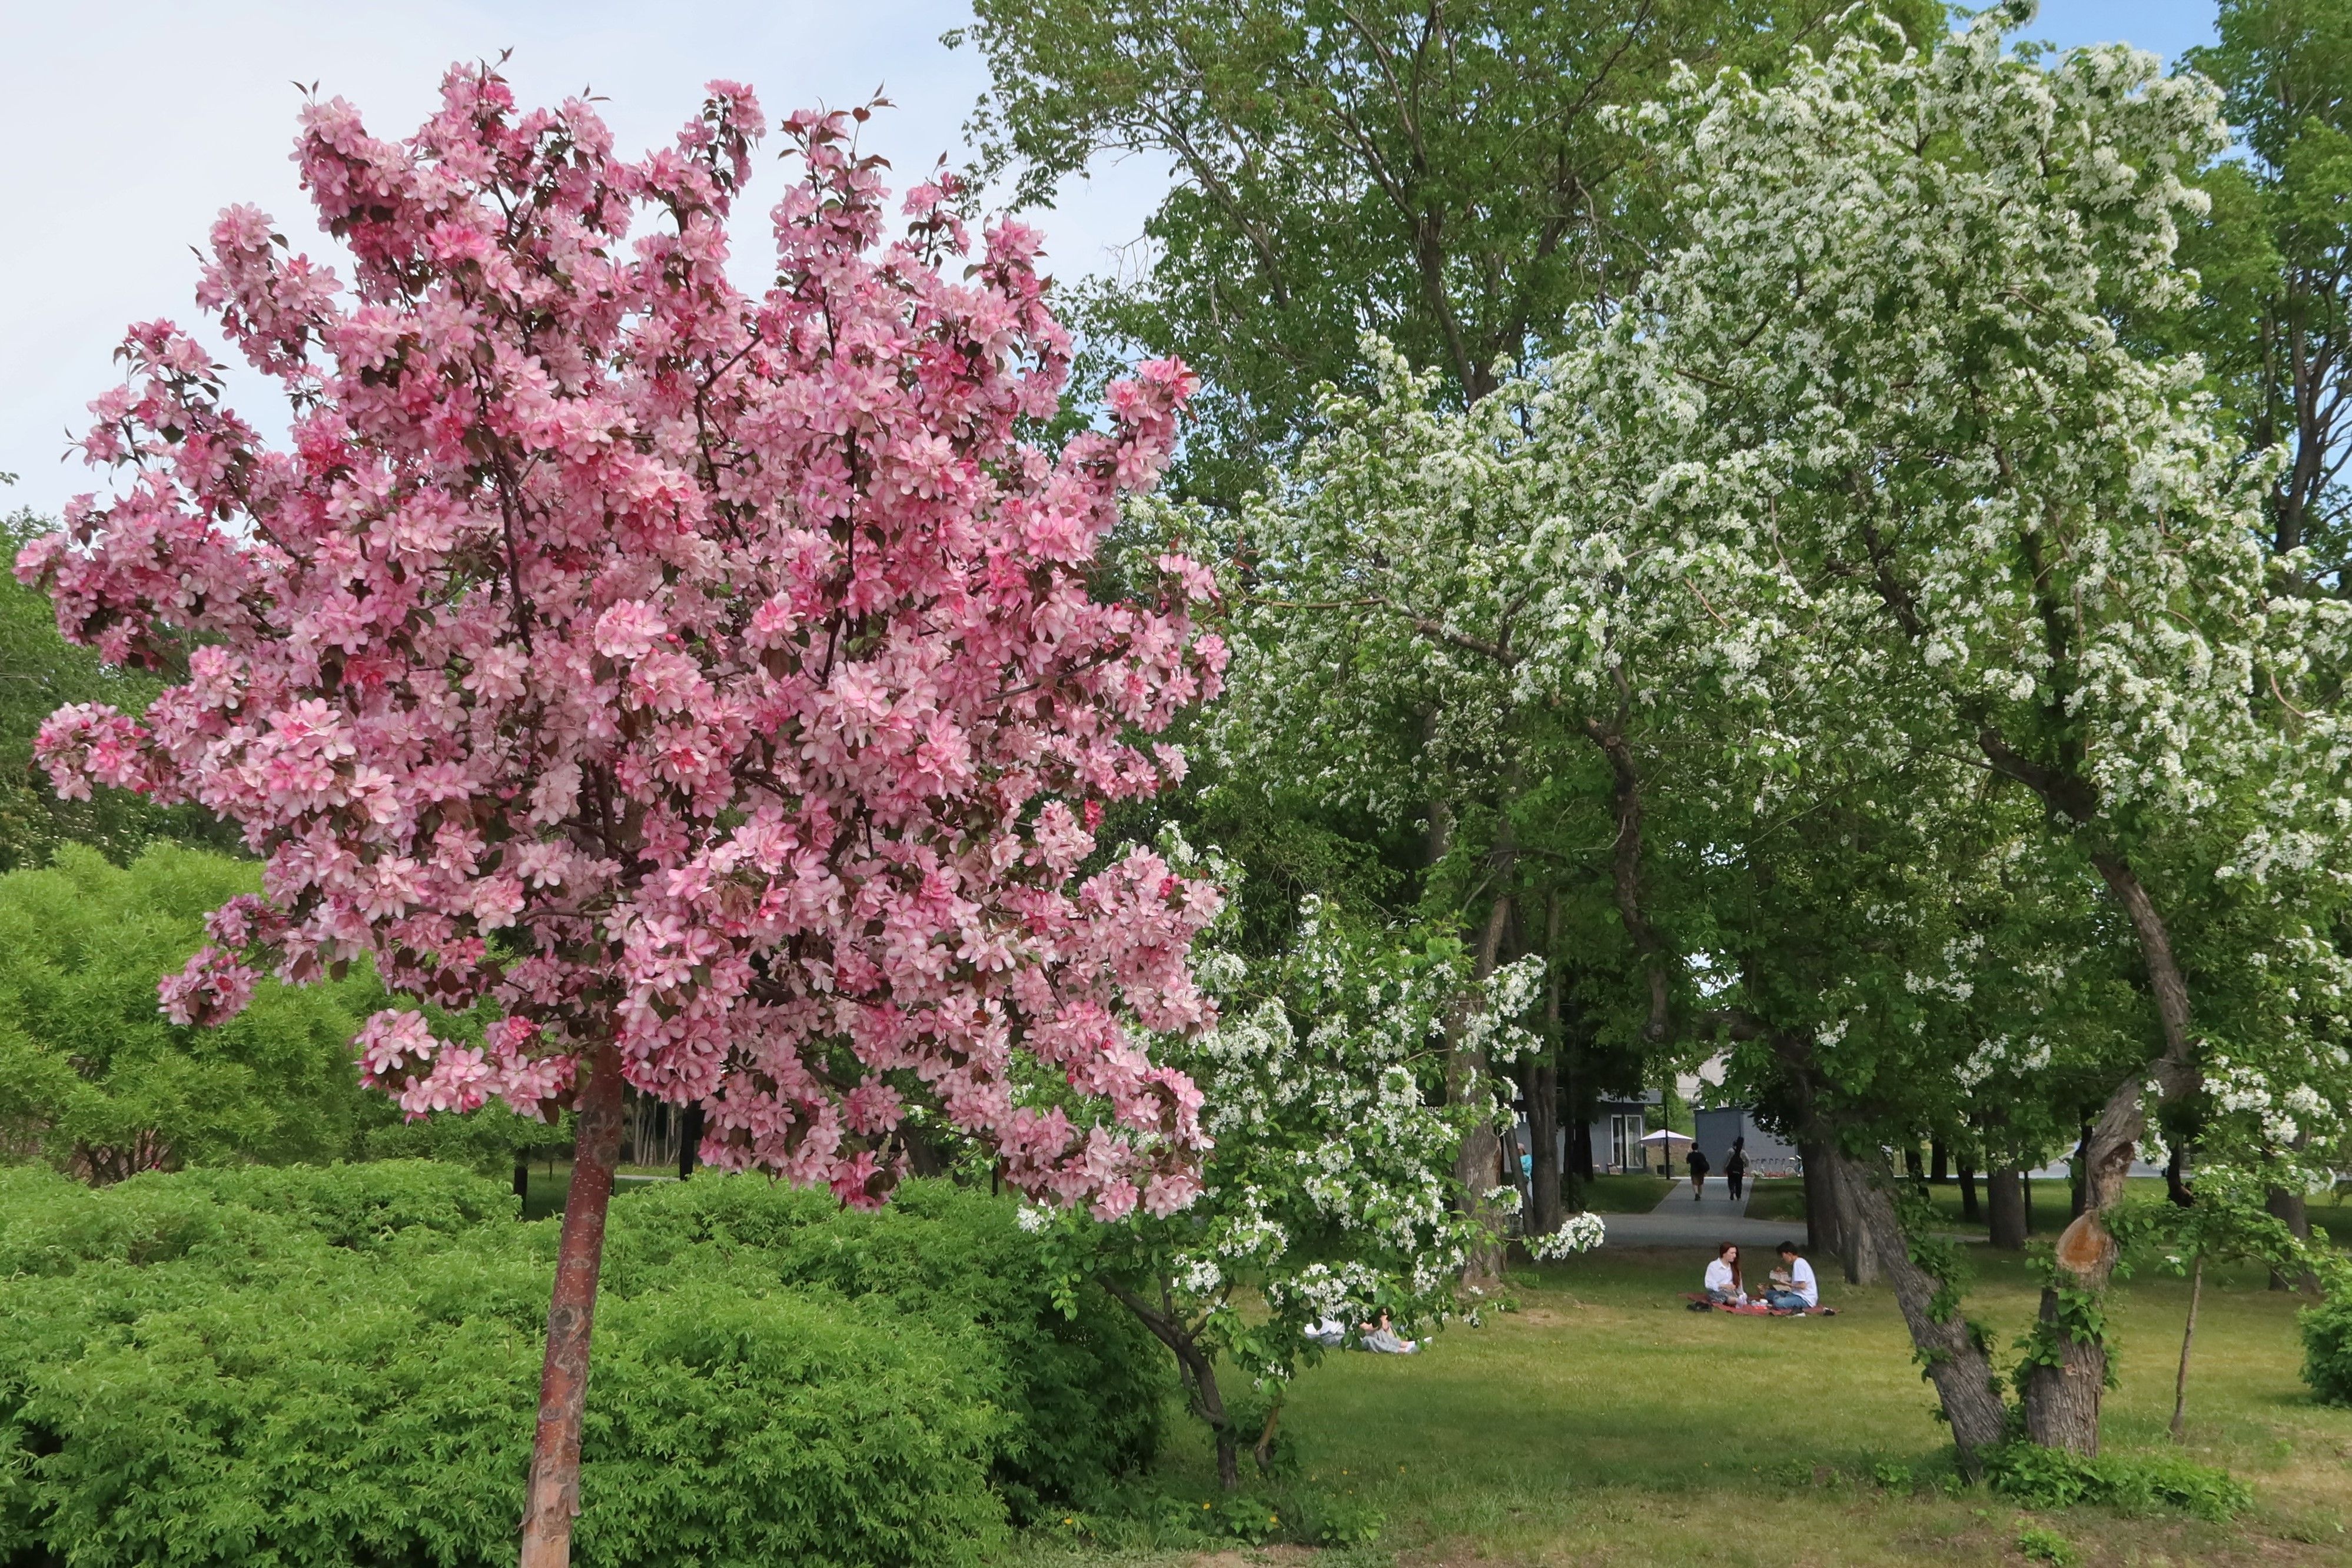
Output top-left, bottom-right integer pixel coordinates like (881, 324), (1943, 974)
(1765, 1241), (1818, 1311)
(1703, 1242), (1746, 1305)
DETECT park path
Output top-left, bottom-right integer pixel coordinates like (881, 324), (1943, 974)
(1594, 1175), (1805, 1249)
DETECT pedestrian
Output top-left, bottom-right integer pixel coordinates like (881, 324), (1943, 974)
(1724, 1137), (1748, 1203)
(1686, 1141), (1710, 1200)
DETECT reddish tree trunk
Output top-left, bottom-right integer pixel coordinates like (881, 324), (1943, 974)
(519, 1039), (627, 1568)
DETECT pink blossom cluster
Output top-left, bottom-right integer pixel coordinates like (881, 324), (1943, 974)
(17, 68), (1227, 1217)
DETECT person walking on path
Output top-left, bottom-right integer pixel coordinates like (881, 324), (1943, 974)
(1723, 1138), (1748, 1203)
(1686, 1142), (1710, 1201)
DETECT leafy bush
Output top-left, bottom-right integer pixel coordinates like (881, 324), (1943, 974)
(1982, 1441), (2253, 1522)
(0, 844), (378, 1178)
(2299, 1292), (2352, 1406)
(0, 1162), (1166, 1567)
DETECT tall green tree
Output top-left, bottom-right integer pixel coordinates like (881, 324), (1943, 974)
(955, 0), (1946, 506)
(2177, 0), (2352, 574)
(0, 844), (378, 1180)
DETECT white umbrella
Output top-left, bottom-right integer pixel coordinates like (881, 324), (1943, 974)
(1639, 1127), (1692, 1174)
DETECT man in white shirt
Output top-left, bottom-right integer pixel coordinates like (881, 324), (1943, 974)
(1766, 1241), (1819, 1311)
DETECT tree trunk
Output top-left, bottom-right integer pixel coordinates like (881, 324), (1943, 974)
(1802, 1138), (1842, 1259)
(2267, 1184), (2314, 1293)
(2021, 853), (2202, 1455)
(2165, 1142), (2194, 1207)
(1253, 1401), (1283, 1473)
(676, 1101), (705, 1182)
(1102, 1280), (1241, 1490)
(2171, 1253), (2203, 1443)
(1931, 1140), (1949, 1184)
(1986, 1168), (2026, 1250)
(1450, 895), (1514, 1290)
(1526, 891), (1565, 1238)
(519, 1039), (627, 1568)
(1831, 1145), (2009, 1472)
(1827, 1153), (1880, 1285)
(2069, 1114), (2092, 1220)
(1959, 1162), (1980, 1223)
(513, 1154), (530, 1208)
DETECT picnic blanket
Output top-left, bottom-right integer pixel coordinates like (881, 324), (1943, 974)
(1682, 1293), (1836, 1317)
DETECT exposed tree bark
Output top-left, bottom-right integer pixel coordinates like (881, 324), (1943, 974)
(2171, 1253), (2204, 1443)
(2267, 1182), (2315, 1293)
(676, 1101), (705, 1182)
(513, 1154), (530, 1208)
(1102, 1279), (1242, 1490)
(1830, 1145), (2009, 1473)
(1524, 890), (1566, 1239)
(519, 1038), (627, 1568)
(1986, 1168), (2027, 1250)
(1832, 1157), (1882, 1286)
(1451, 893), (1514, 1290)
(2069, 1112), (2092, 1220)
(2165, 1142), (2195, 1207)
(1253, 1401), (1283, 1474)
(1959, 1162), (1980, 1223)
(2020, 852), (2202, 1454)
(1802, 1138), (1842, 1259)
(1931, 1139), (1949, 1184)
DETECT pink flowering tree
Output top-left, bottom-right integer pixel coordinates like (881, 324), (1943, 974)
(15, 69), (1225, 1568)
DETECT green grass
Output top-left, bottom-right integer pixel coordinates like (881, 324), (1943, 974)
(1012, 1247), (2352, 1568)
(1576, 1174), (1675, 1213)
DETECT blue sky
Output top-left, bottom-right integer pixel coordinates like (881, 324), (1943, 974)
(0, 1), (2223, 520)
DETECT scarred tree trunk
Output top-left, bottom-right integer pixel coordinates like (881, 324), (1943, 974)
(519, 1039), (627, 1568)
(1830, 1145), (2009, 1473)
(2019, 854), (2200, 1454)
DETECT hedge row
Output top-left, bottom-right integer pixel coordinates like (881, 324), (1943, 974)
(0, 1162), (1166, 1568)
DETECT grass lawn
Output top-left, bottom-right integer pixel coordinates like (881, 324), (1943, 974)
(1014, 1246), (2352, 1568)
(1577, 1174), (1677, 1213)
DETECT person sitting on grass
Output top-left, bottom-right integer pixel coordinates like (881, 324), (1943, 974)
(1766, 1241), (1818, 1311)
(1702, 1242), (1745, 1305)
(1358, 1310), (1419, 1354)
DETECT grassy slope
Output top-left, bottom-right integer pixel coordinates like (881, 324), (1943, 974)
(1024, 1247), (2352, 1568)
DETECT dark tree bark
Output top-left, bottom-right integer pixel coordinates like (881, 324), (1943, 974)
(1802, 1138), (1842, 1259)
(2267, 1183), (2314, 1292)
(1986, 1168), (2027, 1251)
(1959, 1162), (1980, 1222)
(519, 1038), (627, 1568)
(2165, 1142), (2195, 1207)
(1931, 1140), (1949, 1184)
(513, 1154), (530, 1207)
(676, 1101), (705, 1182)
(1524, 891), (1566, 1239)
(1830, 1146), (2009, 1472)
(1102, 1280), (1242, 1489)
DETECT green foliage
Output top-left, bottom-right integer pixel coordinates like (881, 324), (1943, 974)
(0, 1163), (1167, 1567)
(1981, 1442), (2254, 1523)
(2298, 1275), (2352, 1406)
(0, 510), (237, 872)
(2014, 1522), (2082, 1566)
(0, 843), (377, 1179)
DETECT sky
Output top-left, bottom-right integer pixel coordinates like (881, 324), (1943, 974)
(0, 0), (2224, 521)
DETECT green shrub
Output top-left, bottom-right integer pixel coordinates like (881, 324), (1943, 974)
(0, 1162), (1165, 1567)
(1982, 1441), (2253, 1522)
(2299, 1293), (2352, 1406)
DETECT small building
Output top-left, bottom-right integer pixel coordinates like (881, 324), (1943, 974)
(1692, 1104), (1800, 1178)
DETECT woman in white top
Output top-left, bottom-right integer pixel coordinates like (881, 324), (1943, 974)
(1702, 1242), (1745, 1305)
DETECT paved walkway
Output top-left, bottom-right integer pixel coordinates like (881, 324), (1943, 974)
(1595, 1178), (1806, 1249)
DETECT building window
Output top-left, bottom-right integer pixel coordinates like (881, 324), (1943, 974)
(1610, 1113), (1647, 1172)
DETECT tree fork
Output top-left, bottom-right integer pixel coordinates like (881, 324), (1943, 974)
(519, 1038), (627, 1568)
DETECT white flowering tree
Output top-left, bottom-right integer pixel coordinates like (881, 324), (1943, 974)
(1026, 872), (1583, 1490)
(1557, 4), (2352, 1453)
